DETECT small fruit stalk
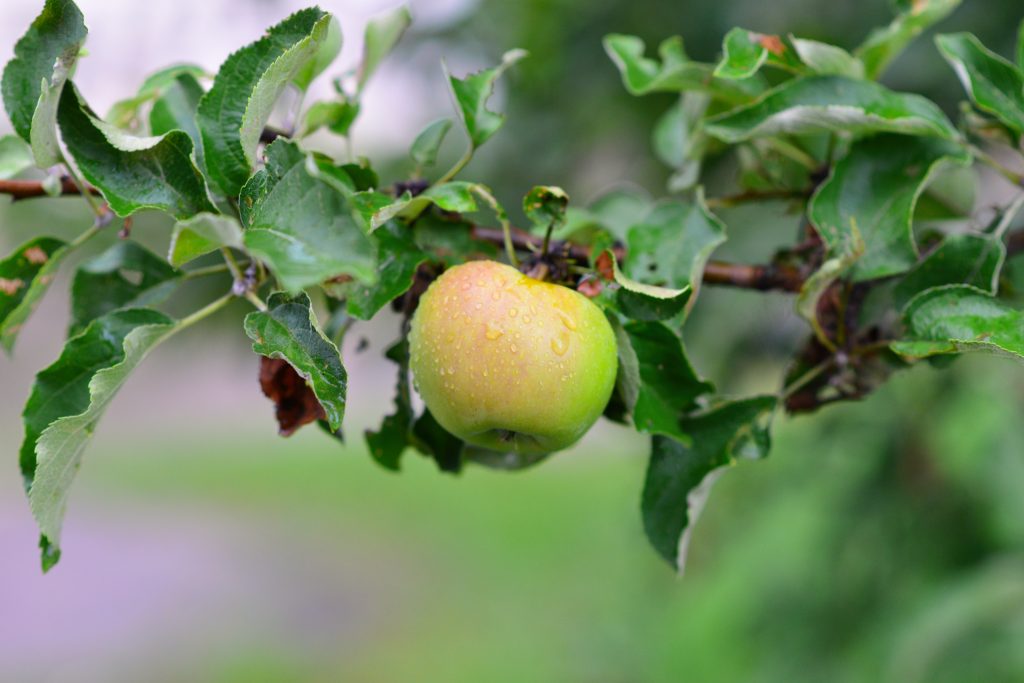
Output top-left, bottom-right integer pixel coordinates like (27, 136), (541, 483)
(409, 260), (618, 454)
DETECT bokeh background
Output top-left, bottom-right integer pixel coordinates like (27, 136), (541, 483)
(3, 0), (1024, 681)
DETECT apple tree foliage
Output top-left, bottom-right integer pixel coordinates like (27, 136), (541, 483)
(2, 0), (1023, 572)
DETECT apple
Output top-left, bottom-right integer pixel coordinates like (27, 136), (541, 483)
(409, 259), (618, 454)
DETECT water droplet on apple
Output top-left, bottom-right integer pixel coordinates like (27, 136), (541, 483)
(510, 343), (518, 353)
(551, 335), (569, 356)
(509, 308), (518, 317)
(522, 315), (531, 323)
(485, 323), (504, 340)
(558, 310), (577, 331)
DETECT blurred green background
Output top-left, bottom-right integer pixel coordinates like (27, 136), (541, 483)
(2, 0), (1024, 681)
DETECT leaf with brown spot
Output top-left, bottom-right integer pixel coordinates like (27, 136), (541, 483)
(0, 237), (68, 353)
(258, 357), (327, 436)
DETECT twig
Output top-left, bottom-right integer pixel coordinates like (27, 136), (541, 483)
(705, 188), (812, 209)
(471, 225), (805, 292)
(0, 177), (101, 200)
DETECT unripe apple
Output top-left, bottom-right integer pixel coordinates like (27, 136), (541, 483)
(409, 259), (618, 455)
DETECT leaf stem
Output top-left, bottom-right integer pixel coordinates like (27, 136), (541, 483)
(781, 358), (833, 400)
(177, 291), (235, 330)
(60, 156), (107, 219)
(969, 144), (1024, 186)
(435, 144), (473, 186)
(183, 262), (236, 280)
(220, 247), (244, 281)
(764, 138), (818, 171)
(244, 291), (268, 311)
(471, 186), (518, 267)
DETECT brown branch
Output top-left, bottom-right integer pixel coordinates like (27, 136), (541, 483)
(0, 177), (102, 200)
(704, 188), (812, 209)
(471, 225), (805, 293)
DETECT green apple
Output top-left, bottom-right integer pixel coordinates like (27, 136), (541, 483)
(409, 259), (618, 454)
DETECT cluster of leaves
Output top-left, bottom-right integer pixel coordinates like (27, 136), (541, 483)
(1, 0), (1023, 573)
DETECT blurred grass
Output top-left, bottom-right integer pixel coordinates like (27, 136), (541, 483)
(40, 352), (1019, 683)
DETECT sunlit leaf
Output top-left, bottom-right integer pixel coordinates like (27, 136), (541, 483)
(58, 84), (216, 219)
(343, 221), (427, 320)
(22, 308), (178, 570)
(410, 118), (452, 168)
(148, 71), (205, 167)
(809, 134), (970, 281)
(653, 93), (709, 192)
(197, 8), (333, 196)
(240, 139), (376, 291)
(936, 32), (1024, 136)
(168, 212), (244, 267)
(705, 76), (958, 143)
(106, 64), (206, 130)
(892, 285), (1024, 360)
(292, 15), (341, 92)
(357, 6), (411, 93)
(1, 0), (87, 166)
(642, 396), (775, 571)
(790, 37), (864, 78)
(604, 34), (762, 104)
(0, 237), (67, 353)
(893, 233), (1005, 310)
(625, 192), (727, 316)
(69, 241), (180, 336)
(445, 48), (527, 149)
(0, 134), (35, 179)
(714, 28), (805, 80)
(614, 320), (713, 440)
(856, 0), (961, 80)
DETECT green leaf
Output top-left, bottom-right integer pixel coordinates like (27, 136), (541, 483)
(936, 32), (1024, 136)
(603, 250), (690, 322)
(357, 6), (411, 94)
(366, 338), (414, 470)
(244, 291), (347, 432)
(69, 241), (180, 336)
(523, 185), (568, 228)
(642, 396), (775, 571)
(446, 48), (527, 149)
(0, 237), (67, 353)
(370, 181), (478, 229)
(57, 84), (216, 219)
(604, 34), (763, 104)
(292, 15), (341, 92)
(892, 285), (1024, 360)
(168, 212), (244, 267)
(0, 134), (35, 179)
(412, 213), (498, 266)
(106, 64), (206, 130)
(653, 93), (709, 193)
(343, 221), (427, 320)
(240, 139), (376, 291)
(21, 308), (178, 570)
(1018, 18), (1024, 72)
(809, 134), (970, 281)
(148, 71), (205, 168)
(790, 37), (865, 78)
(616, 321), (713, 440)
(714, 28), (805, 80)
(625, 193), (727, 316)
(893, 233), (1005, 310)
(411, 409), (464, 473)
(1, 0), (87, 166)
(410, 118), (452, 168)
(856, 0), (960, 80)
(197, 8), (333, 196)
(300, 99), (360, 138)
(705, 76), (958, 143)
